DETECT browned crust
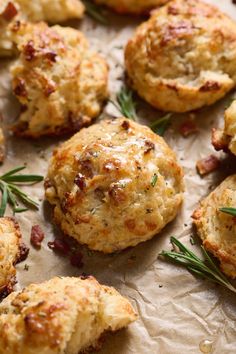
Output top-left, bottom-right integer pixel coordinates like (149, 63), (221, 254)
(0, 217), (29, 298)
(94, 1), (168, 15)
(10, 114), (94, 139)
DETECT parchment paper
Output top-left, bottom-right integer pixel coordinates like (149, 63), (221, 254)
(1, 1), (236, 353)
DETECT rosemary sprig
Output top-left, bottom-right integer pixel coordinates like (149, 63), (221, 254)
(0, 166), (43, 217)
(82, 0), (108, 25)
(160, 236), (236, 294)
(219, 207), (236, 217)
(110, 86), (138, 121)
(110, 86), (172, 135)
(150, 113), (172, 136)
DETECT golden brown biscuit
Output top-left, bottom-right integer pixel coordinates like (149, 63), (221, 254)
(45, 118), (184, 253)
(0, 217), (26, 295)
(125, 0), (236, 113)
(0, 0), (84, 57)
(94, 0), (169, 15)
(212, 100), (236, 155)
(10, 22), (109, 138)
(0, 276), (137, 354)
(193, 175), (236, 278)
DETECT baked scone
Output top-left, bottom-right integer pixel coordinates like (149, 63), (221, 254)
(0, 0), (84, 57)
(45, 118), (184, 253)
(94, 0), (169, 15)
(10, 22), (109, 138)
(125, 0), (236, 113)
(212, 100), (236, 156)
(0, 217), (26, 295)
(192, 175), (236, 278)
(0, 276), (137, 354)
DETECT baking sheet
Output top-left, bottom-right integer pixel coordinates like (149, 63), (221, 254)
(1, 1), (236, 353)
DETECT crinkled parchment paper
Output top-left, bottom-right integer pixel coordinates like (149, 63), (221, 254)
(1, 1), (236, 353)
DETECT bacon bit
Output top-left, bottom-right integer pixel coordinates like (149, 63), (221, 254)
(79, 159), (94, 178)
(13, 78), (27, 98)
(44, 51), (57, 62)
(47, 239), (70, 255)
(80, 273), (90, 280)
(179, 120), (198, 137)
(30, 225), (45, 249)
(18, 243), (29, 262)
(199, 81), (221, 92)
(196, 155), (220, 176)
(44, 178), (52, 189)
(68, 112), (91, 132)
(74, 173), (86, 190)
(23, 41), (36, 61)
(160, 21), (193, 46)
(44, 81), (56, 97)
(2, 2), (18, 21)
(108, 184), (126, 204)
(121, 120), (130, 130)
(144, 140), (155, 154)
(211, 128), (229, 152)
(70, 251), (83, 268)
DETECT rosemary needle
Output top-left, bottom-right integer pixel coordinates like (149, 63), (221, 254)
(219, 207), (236, 217)
(111, 86), (172, 135)
(83, 0), (108, 25)
(0, 166), (43, 217)
(160, 236), (236, 294)
(150, 113), (172, 136)
(110, 86), (138, 121)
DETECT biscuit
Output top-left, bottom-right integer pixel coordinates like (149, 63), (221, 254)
(45, 118), (184, 253)
(212, 100), (236, 156)
(0, 276), (137, 354)
(0, 0), (84, 57)
(94, 0), (169, 15)
(10, 22), (109, 138)
(0, 217), (26, 295)
(125, 0), (236, 113)
(193, 175), (236, 278)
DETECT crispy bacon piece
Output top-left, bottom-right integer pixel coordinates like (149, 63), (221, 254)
(23, 41), (36, 61)
(211, 128), (230, 152)
(70, 251), (83, 268)
(196, 155), (220, 176)
(30, 225), (45, 248)
(2, 2), (18, 21)
(121, 120), (130, 130)
(13, 78), (27, 98)
(199, 81), (221, 92)
(18, 243), (30, 262)
(74, 173), (86, 190)
(48, 239), (70, 255)
(179, 120), (198, 137)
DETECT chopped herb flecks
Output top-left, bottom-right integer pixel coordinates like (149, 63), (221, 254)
(151, 173), (158, 187)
